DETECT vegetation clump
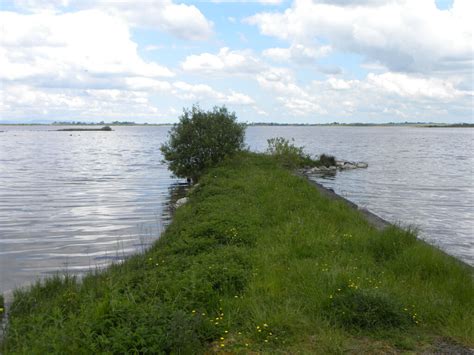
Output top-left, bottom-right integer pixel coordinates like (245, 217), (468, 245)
(319, 153), (336, 167)
(160, 105), (245, 182)
(266, 137), (314, 168)
(266, 137), (336, 168)
(326, 287), (412, 330)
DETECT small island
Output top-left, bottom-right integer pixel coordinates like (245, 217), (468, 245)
(56, 126), (112, 132)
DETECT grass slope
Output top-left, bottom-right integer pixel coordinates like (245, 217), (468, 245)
(2, 153), (473, 353)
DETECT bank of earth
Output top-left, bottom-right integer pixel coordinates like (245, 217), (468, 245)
(2, 152), (473, 353)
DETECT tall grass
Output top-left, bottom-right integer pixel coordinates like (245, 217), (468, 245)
(2, 152), (473, 353)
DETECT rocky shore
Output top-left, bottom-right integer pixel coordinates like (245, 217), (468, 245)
(300, 160), (368, 174)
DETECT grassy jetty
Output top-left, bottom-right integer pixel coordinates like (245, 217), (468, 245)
(2, 152), (473, 353)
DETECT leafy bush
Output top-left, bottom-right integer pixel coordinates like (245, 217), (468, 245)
(161, 105), (246, 182)
(266, 137), (338, 169)
(319, 153), (336, 167)
(266, 137), (314, 168)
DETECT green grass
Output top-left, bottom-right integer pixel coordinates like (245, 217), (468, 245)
(2, 152), (473, 353)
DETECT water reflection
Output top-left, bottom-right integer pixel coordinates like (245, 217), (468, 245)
(0, 126), (181, 293)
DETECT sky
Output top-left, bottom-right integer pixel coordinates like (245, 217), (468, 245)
(0, 0), (472, 124)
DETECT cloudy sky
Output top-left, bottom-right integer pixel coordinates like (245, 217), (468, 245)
(0, 0), (472, 123)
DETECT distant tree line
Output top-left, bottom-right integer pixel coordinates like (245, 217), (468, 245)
(246, 121), (473, 127)
(52, 121), (137, 125)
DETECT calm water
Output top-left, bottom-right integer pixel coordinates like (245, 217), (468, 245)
(0, 126), (180, 294)
(0, 125), (473, 293)
(247, 126), (473, 267)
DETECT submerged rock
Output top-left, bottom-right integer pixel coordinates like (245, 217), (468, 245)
(303, 160), (369, 175)
(341, 163), (357, 170)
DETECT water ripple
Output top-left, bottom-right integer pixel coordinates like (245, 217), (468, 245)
(246, 126), (474, 266)
(0, 126), (179, 293)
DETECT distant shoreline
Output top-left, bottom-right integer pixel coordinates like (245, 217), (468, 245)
(0, 123), (473, 128)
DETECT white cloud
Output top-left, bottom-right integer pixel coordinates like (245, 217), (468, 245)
(327, 77), (355, 90)
(0, 10), (174, 87)
(278, 97), (326, 116)
(256, 67), (325, 116)
(257, 67), (308, 98)
(3, 0), (472, 123)
(144, 45), (163, 52)
(211, 0), (282, 4)
(172, 81), (255, 106)
(226, 91), (255, 105)
(127, 0), (212, 41)
(172, 81), (219, 100)
(253, 63), (472, 118)
(13, 0), (214, 41)
(0, 84), (162, 120)
(311, 0), (404, 5)
(263, 43), (332, 64)
(367, 72), (465, 100)
(181, 47), (262, 74)
(247, 0), (473, 75)
(124, 77), (172, 91)
(0, 6), (217, 122)
(13, 0), (72, 12)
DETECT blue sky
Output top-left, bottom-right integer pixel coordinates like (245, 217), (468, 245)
(0, 0), (472, 123)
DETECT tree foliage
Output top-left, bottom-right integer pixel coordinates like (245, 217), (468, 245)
(161, 105), (246, 182)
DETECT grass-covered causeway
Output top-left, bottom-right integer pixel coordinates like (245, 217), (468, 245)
(2, 153), (473, 353)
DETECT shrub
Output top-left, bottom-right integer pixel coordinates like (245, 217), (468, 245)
(319, 153), (336, 167)
(160, 105), (246, 182)
(266, 137), (313, 168)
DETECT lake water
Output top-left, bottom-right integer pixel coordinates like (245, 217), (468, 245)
(0, 125), (473, 294)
